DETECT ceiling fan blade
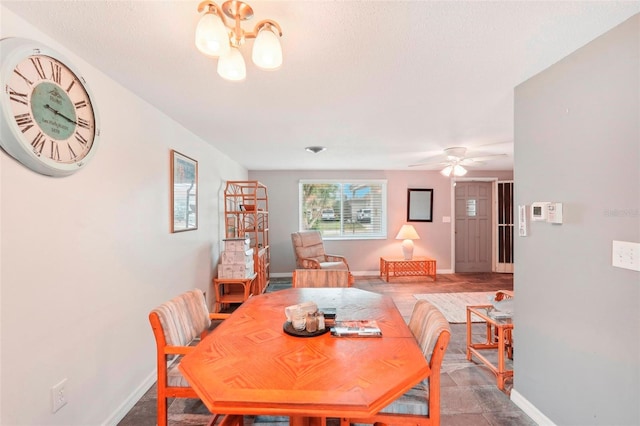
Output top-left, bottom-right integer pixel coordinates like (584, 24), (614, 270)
(408, 154), (449, 167)
(444, 147), (467, 159)
(409, 144), (510, 169)
(464, 153), (508, 162)
(460, 158), (484, 166)
(409, 160), (448, 168)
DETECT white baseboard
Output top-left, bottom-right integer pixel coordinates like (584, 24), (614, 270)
(352, 270), (378, 276)
(270, 272), (293, 278)
(102, 370), (156, 426)
(511, 388), (556, 426)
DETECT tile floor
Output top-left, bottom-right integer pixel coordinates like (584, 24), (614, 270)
(120, 273), (536, 426)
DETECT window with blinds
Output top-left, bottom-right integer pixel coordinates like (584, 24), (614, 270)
(299, 180), (387, 239)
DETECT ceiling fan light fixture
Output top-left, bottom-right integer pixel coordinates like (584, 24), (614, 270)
(440, 165), (453, 177)
(411, 144), (511, 171)
(453, 164), (468, 176)
(440, 164), (467, 177)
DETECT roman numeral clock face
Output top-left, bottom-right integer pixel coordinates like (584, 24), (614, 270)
(0, 38), (100, 177)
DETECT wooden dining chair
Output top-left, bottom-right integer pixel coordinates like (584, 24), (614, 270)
(291, 268), (354, 287)
(149, 289), (241, 426)
(340, 300), (451, 426)
(291, 230), (350, 270)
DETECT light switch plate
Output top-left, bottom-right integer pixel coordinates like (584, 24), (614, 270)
(612, 240), (640, 271)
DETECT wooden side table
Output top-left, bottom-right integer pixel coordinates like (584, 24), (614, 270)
(379, 256), (436, 282)
(466, 305), (514, 391)
(213, 273), (257, 313)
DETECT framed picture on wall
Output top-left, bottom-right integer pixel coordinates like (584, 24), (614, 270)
(171, 150), (198, 232)
(407, 188), (433, 222)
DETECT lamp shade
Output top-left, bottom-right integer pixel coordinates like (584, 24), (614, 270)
(195, 12), (230, 57)
(396, 224), (419, 260)
(217, 47), (246, 81)
(395, 224), (420, 240)
(252, 25), (282, 70)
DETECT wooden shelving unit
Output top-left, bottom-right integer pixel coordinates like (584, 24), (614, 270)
(223, 181), (270, 292)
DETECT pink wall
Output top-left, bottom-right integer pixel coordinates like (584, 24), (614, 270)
(249, 169), (513, 275)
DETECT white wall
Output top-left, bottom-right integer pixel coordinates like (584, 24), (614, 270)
(0, 7), (247, 425)
(513, 14), (639, 425)
(249, 169), (513, 275)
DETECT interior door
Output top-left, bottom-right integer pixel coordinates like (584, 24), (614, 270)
(455, 181), (492, 272)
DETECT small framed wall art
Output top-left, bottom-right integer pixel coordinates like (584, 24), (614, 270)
(170, 150), (198, 232)
(407, 188), (433, 222)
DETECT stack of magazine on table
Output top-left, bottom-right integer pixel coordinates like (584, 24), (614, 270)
(330, 320), (382, 337)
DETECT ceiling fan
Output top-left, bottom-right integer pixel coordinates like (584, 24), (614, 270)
(410, 146), (508, 176)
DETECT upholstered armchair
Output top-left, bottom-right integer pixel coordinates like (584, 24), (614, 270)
(291, 230), (349, 270)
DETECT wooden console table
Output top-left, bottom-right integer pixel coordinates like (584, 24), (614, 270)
(379, 256), (436, 282)
(466, 305), (514, 391)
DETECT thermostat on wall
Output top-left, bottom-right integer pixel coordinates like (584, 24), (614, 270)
(531, 202), (550, 221)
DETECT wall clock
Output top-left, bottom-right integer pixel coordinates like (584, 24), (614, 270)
(0, 37), (100, 177)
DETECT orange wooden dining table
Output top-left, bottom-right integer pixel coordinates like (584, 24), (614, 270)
(179, 287), (430, 426)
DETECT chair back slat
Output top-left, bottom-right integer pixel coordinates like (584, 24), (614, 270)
(408, 299), (451, 365)
(151, 289), (211, 347)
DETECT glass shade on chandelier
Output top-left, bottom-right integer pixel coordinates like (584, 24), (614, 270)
(195, 12), (230, 57)
(395, 224), (420, 260)
(217, 47), (247, 81)
(252, 25), (283, 70)
(441, 164), (468, 177)
(195, 1), (283, 82)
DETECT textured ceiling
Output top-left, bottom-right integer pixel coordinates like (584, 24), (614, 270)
(3, 1), (639, 171)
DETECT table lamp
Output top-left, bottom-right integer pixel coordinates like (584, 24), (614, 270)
(395, 224), (420, 260)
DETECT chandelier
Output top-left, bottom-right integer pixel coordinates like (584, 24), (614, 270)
(195, 0), (283, 81)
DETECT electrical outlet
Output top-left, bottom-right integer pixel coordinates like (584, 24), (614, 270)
(51, 378), (68, 413)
